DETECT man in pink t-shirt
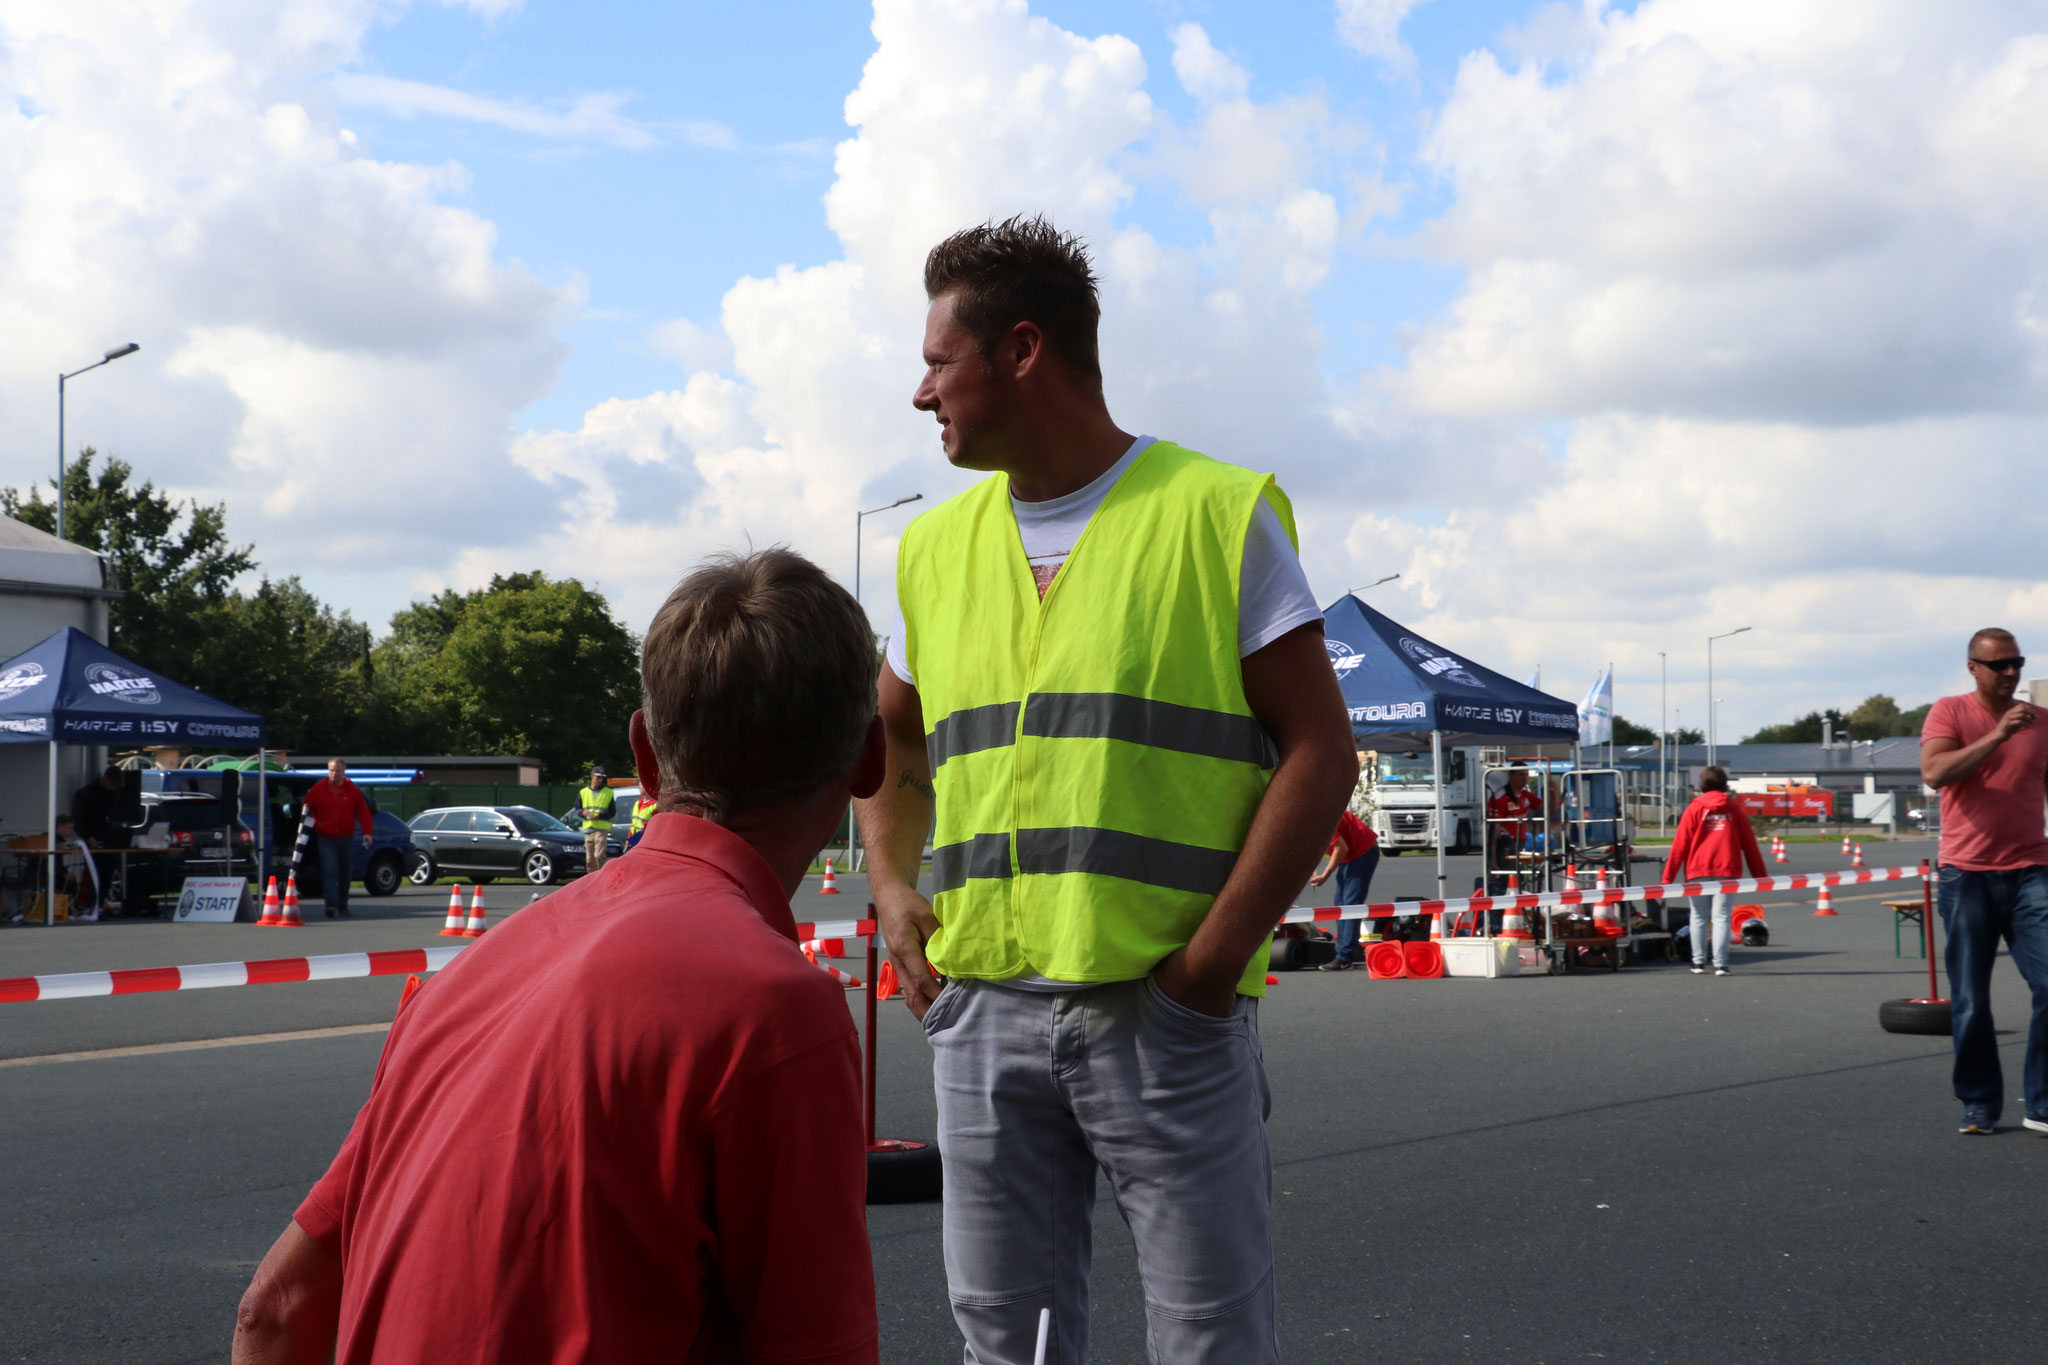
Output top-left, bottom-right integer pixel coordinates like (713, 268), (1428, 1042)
(1920, 627), (2048, 1137)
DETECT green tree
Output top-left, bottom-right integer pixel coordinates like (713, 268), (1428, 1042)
(1672, 726), (1704, 745)
(2, 449), (255, 679)
(185, 578), (374, 753)
(1612, 715), (1658, 744)
(1744, 708), (1847, 744)
(383, 573), (639, 779)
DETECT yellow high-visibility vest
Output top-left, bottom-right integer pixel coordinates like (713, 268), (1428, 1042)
(578, 785), (615, 831)
(899, 441), (1293, 996)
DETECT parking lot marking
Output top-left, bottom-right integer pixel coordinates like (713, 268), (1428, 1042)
(0, 1022), (389, 1069)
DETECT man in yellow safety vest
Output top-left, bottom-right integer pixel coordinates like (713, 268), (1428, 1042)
(857, 216), (1356, 1364)
(578, 765), (616, 873)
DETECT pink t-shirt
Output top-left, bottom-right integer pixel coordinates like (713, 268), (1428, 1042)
(1922, 694), (2048, 870)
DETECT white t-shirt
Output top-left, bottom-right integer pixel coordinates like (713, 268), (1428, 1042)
(888, 436), (1321, 989)
(885, 436), (1319, 686)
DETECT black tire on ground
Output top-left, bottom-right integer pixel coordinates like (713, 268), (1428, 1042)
(1268, 937), (1302, 971)
(406, 850), (436, 886)
(363, 852), (404, 897)
(867, 1142), (943, 1204)
(524, 850), (557, 885)
(1879, 998), (1952, 1035)
(1385, 848), (1402, 857)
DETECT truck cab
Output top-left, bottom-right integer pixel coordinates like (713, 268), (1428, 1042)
(1370, 747), (1480, 854)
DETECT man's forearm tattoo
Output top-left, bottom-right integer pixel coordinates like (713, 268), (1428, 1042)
(898, 770), (935, 802)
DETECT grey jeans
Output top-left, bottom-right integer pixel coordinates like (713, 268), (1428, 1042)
(923, 977), (1277, 1364)
(1688, 890), (1732, 968)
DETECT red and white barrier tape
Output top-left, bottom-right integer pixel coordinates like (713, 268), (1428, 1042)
(0, 947), (466, 1005)
(2, 865), (1924, 1005)
(1276, 864), (1923, 926)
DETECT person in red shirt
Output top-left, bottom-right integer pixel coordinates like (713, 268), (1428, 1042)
(1661, 765), (1767, 976)
(232, 549), (886, 1365)
(1307, 806), (1380, 969)
(1920, 627), (2048, 1137)
(300, 758), (373, 918)
(1487, 762), (1543, 878)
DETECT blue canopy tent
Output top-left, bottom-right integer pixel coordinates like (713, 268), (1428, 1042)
(1323, 595), (1580, 898)
(0, 627), (265, 923)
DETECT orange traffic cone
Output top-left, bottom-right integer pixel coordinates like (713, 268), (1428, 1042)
(1852, 843), (1865, 868)
(1593, 897), (1623, 937)
(460, 886), (489, 937)
(1499, 904), (1533, 941)
(277, 875), (305, 927)
(1841, 835), (1852, 857)
(1773, 834), (1787, 864)
(1813, 885), (1837, 916)
(876, 959), (900, 1001)
(256, 877), (282, 926)
(438, 884), (468, 937)
(1428, 910), (1444, 942)
(819, 859), (841, 895)
(1595, 867), (1611, 891)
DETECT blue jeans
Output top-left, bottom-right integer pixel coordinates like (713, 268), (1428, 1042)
(316, 835), (353, 911)
(1937, 864), (2048, 1121)
(1332, 847), (1380, 963)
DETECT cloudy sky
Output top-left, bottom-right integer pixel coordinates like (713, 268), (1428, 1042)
(3, 0), (2045, 742)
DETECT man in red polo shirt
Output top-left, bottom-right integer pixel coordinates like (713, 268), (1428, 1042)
(233, 549), (885, 1364)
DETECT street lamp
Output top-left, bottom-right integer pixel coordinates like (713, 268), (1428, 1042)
(848, 492), (922, 872)
(1706, 626), (1751, 768)
(57, 343), (141, 542)
(1658, 650), (1668, 836)
(855, 493), (923, 605)
(1349, 573), (1400, 595)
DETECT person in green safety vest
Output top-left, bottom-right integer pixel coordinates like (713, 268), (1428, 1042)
(624, 793), (657, 852)
(856, 216), (1357, 1364)
(578, 765), (616, 873)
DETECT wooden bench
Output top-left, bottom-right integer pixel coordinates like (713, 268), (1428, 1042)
(1884, 899), (1926, 958)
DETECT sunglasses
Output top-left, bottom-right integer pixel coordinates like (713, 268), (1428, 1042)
(1970, 657), (2026, 673)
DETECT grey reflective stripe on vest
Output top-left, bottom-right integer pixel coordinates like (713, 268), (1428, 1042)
(931, 833), (1016, 893)
(1021, 692), (1276, 768)
(1015, 827), (1238, 897)
(926, 702), (1023, 771)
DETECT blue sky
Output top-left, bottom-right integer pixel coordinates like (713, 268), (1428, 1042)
(5, 0), (2043, 740)
(342, 0), (1527, 432)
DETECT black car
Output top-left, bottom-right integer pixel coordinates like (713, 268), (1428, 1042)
(406, 806), (587, 886)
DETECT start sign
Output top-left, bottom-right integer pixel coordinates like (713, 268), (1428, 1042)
(174, 876), (247, 923)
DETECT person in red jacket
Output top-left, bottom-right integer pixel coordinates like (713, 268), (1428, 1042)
(1661, 765), (1767, 975)
(301, 759), (373, 919)
(1307, 807), (1380, 969)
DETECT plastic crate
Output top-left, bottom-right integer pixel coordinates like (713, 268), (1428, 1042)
(1439, 937), (1521, 979)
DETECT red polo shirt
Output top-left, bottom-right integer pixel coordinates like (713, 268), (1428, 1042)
(294, 813), (876, 1364)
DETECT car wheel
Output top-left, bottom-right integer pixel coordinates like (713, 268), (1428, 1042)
(364, 852), (404, 897)
(406, 851), (436, 886)
(1879, 998), (1952, 1035)
(867, 1141), (943, 1204)
(1385, 848), (1402, 857)
(523, 851), (556, 885)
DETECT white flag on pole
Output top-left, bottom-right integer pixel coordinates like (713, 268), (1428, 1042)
(1578, 669), (1614, 745)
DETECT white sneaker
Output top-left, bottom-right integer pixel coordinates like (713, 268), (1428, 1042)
(2023, 1115), (2048, 1136)
(1690, 963), (1706, 975)
(1714, 967), (1731, 977)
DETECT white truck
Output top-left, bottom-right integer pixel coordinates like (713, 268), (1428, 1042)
(1369, 746), (1482, 855)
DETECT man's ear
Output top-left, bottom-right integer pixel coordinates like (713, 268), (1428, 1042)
(849, 714), (886, 801)
(629, 710), (662, 803)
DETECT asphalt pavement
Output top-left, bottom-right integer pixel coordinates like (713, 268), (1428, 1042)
(4, 839), (2046, 1362)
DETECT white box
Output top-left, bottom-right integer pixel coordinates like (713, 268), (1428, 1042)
(1439, 937), (1522, 978)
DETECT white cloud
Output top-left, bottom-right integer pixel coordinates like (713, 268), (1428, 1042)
(332, 74), (666, 149)
(1337, 0), (1434, 74)
(1169, 23), (1247, 103)
(1356, 0), (2048, 733)
(0, 0), (571, 596)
